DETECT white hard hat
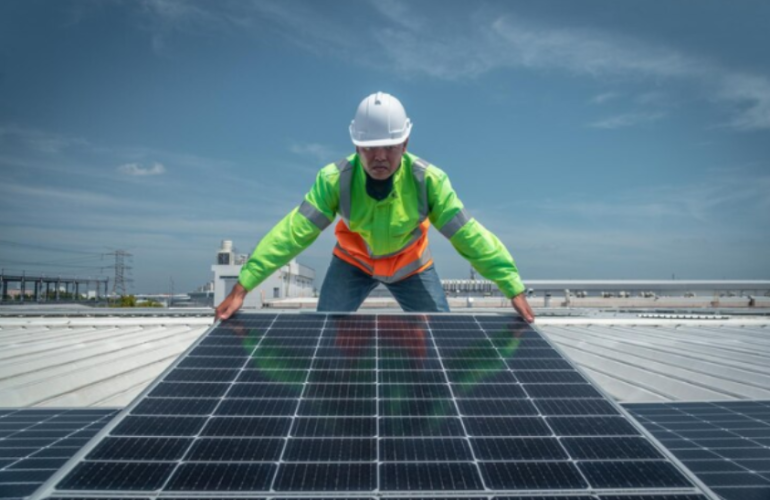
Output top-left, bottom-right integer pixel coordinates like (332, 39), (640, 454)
(349, 92), (412, 147)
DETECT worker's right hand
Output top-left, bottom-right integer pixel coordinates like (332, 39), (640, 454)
(511, 292), (535, 323)
(215, 283), (248, 321)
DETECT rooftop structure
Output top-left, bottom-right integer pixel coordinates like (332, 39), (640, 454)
(1, 308), (768, 500)
(1, 309), (768, 407)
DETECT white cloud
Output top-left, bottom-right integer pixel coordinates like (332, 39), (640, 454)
(368, 0), (424, 32)
(591, 92), (620, 104)
(717, 73), (770, 130)
(588, 112), (665, 129)
(0, 124), (91, 153)
(138, 0), (232, 56)
(534, 168), (770, 223)
(477, 15), (770, 131)
(290, 142), (338, 162)
(635, 91), (669, 106)
(489, 16), (697, 78)
(130, 3), (770, 130)
(117, 162), (167, 176)
(0, 182), (123, 208)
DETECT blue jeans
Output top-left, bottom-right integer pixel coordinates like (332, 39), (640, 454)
(317, 256), (450, 312)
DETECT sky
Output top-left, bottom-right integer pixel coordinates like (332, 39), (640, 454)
(1, 0), (768, 294)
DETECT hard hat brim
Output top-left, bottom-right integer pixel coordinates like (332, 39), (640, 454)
(349, 123), (412, 147)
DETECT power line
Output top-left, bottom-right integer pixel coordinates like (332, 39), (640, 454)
(0, 259), (107, 270)
(0, 239), (102, 256)
(0, 267), (109, 278)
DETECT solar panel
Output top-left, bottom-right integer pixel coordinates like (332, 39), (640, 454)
(626, 400), (770, 500)
(30, 313), (717, 499)
(0, 408), (118, 500)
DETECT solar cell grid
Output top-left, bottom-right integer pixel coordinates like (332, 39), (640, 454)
(471, 437), (567, 460)
(515, 370), (587, 383)
(463, 416), (551, 437)
(0, 408), (118, 500)
(625, 400), (770, 500)
(298, 398), (376, 417)
(87, 437), (191, 461)
(186, 437), (284, 462)
(131, 398), (217, 416)
(524, 384), (603, 399)
(451, 383), (526, 399)
(216, 398), (299, 416)
(507, 358), (574, 370)
(379, 398), (457, 417)
(30, 313), (717, 500)
(162, 369), (239, 382)
(446, 370), (518, 384)
(380, 370), (445, 384)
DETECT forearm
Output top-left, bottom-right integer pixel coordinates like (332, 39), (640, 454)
(238, 208), (322, 291)
(230, 282), (248, 298)
(450, 220), (526, 299)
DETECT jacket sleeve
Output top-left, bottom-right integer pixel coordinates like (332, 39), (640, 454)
(238, 165), (339, 291)
(426, 165), (526, 299)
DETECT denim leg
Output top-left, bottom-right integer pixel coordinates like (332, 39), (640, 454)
(317, 256), (380, 312)
(386, 264), (451, 312)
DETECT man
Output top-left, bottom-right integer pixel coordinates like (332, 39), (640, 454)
(216, 92), (534, 322)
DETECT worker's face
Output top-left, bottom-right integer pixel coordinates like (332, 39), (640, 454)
(357, 139), (408, 180)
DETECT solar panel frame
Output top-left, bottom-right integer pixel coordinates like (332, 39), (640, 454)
(28, 312), (720, 500)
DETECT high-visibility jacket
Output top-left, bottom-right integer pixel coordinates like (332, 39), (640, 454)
(238, 152), (526, 298)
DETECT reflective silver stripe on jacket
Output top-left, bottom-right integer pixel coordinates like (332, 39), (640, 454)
(298, 200), (333, 230)
(373, 248), (433, 284)
(411, 158), (430, 221)
(334, 243), (374, 273)
(335, 158), (355, 226)
(439, 208), (472, 239)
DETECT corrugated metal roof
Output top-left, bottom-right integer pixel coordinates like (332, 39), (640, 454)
(1, 313), (768, 408)
(0, 316), (213, 408)
(538, 318), (770, 404)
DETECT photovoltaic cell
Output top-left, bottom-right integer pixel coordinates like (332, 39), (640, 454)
(56, 462), (176, 490)
(284, 438), (376, 462)
(273, 463), (375, 491)
(379, 462), (483, 491)
(479, 461), (587, 489)
(29, 313), (716, 500)
(86, 437), (192, 461)
(186, 437), (284, 462)
(165, 463), (276, 491)
(379, 438), (473, 461)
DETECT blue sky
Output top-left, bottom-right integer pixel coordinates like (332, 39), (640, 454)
(1, 0), (768, 294)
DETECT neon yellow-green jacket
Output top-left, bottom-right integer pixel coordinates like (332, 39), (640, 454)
(239, 152), (526, 298)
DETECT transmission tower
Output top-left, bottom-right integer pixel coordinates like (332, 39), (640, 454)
(106, 250), (133, 296)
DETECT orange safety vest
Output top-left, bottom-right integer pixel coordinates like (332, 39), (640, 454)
(331, 157), (434, 284)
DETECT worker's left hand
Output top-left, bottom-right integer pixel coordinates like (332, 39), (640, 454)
(511, 292), (535, 323)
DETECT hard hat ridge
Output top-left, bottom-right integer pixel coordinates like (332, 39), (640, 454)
(349, 92), (412, 147)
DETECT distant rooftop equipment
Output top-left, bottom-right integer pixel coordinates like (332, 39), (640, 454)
(638, 313), (730, 320)
(216, 240), (234, 265)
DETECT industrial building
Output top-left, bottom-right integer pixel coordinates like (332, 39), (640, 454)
(211, 240), (316, 309)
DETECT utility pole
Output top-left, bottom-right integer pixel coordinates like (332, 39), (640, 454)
(168, 276), (174, 308)
(106, 250), (133, 296)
